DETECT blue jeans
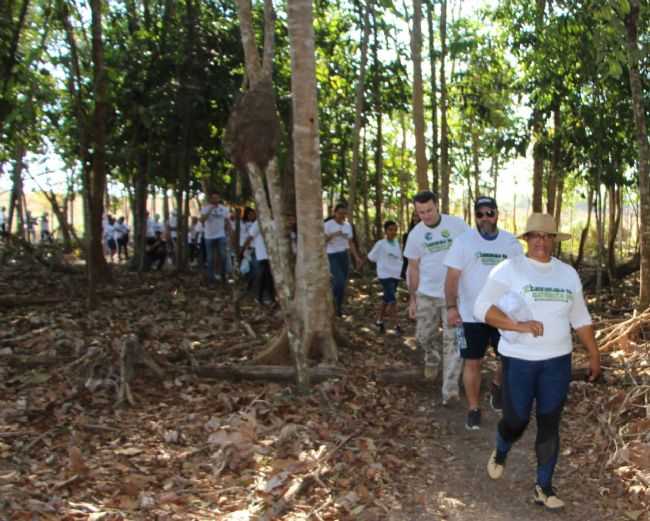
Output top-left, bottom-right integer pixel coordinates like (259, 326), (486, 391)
(205, 237), (229, 282)
(496, 353), (572, 489)
(328, 251), (350, 315)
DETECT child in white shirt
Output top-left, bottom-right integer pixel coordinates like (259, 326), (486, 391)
(367, 220), (403, 335)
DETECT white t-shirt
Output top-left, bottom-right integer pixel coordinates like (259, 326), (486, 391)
(403, 215), (468, 298)
(368, 239), (403, 279)
(168, 215), (177, 239)
(324, 219), (353, 254)
(444, 228), (523, 322)
(103, 223), (116, 242)
(115, 222), (129, 239)
(474, 255), (592, 361)
(201, 204), (229, 240)
(240, 221), (256, 247)
(248, 221), (268, 261)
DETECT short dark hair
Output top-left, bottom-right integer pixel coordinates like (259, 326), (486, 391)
(384, 220), (397, 231)
(413, 190), (438, 205)
(334, 202), (348, 212)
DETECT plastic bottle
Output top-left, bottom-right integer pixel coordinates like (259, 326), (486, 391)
(456, 326), (467, 353)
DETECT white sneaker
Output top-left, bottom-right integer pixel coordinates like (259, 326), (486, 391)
(534, 484), (565, 510)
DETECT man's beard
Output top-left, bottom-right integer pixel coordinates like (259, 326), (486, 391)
(478, 221), (497, 235)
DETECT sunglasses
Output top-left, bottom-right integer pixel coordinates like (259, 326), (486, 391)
(475, 210), (496, 218)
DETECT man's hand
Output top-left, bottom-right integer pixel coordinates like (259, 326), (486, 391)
(588, 355), (601, 382)
(447, 306), (462, 327)
(408, 298), (417, 320)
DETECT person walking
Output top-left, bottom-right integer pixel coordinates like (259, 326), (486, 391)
(474, 213), (601, 510)
(367, 220), (403, 335)
(324, 203), (363, 317)
(444, 196), (523, 430)
(404, 190), (468, 405)
(200, 191), (231, 286)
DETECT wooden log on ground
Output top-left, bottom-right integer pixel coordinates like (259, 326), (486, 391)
(194, 364), (344, 383)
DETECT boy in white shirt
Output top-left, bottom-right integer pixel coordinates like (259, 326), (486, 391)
(367, 220), (403, 335)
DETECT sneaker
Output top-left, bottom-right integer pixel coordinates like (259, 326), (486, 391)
(441, 393), (459, 407)
(465, 408), (481, 430)
(487, 449), (506, 479)
(534, 484), (565, 510)
(394, 325), (402, 336)
(376, 321), (385, 334)
(490, 382), (503, 412)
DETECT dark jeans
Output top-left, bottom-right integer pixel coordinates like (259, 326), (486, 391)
(328, 251), (350, 316)
(496, 353), (572, 489)
(117, 236), (129, 259)
(256, 259), (274, 302)
(144, 246), (166, 271)
(205, 237), (229, 283)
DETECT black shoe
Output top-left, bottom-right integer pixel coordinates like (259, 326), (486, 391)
(394, 325), (402, 336)
(465, 408), (481, 430)
(490, 382), (502, 412)
(376, 321), (385, 333)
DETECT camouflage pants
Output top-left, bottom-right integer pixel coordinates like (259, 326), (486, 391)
(416, 294), (462, 401)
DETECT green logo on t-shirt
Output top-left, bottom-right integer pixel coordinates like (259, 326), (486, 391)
(522, 285), (573, 302)
(475, 252), (508, 266)
(424, 238), (452, 253)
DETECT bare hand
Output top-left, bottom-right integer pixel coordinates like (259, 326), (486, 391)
(588, 356), (601, 382)
(447, 307), (462, 327)
(408, 299), (417, 320)
(518, 320), (544, 337)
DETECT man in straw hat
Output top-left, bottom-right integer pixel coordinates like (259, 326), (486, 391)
(473, 213), (601, 510)
(444, 196), (523, 430)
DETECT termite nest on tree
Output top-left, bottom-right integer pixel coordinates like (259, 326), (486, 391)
(225, 78), (281, 172)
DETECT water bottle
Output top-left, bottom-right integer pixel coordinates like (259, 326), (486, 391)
(456, 326), (467, 353)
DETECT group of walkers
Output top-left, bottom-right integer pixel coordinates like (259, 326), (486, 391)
(336, 190), (601, 511)
(0, 207), (52, 243)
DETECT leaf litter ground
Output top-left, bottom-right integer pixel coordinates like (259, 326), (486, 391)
(0, 263), (648, 520)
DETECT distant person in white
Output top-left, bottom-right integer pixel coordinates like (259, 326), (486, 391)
(367, 220), (403, 335)
(475, 213), (601, 510)
(444, 196), (523, 431)
(324, 203), (363, 317)
(200, 191), (231, 285)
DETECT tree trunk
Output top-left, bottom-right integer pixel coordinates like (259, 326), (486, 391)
(547, 106), (561, 215)
(233, 0), (337, 391)
(411, 0), (429, 192)
(625, 0), (650, 310)
(86, 0), (112, 307)
(8, 143), (26, 238)
(531, 0), (546, 213)
(426, 0), (439, 195)
(607, 183), (622, 281)
(347, 2), (370, 226)
(439, 0), (449, 210)
(575, 188), (594, 270)
(372, 10), (383, 241)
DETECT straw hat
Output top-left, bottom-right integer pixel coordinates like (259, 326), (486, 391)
(517, 213), (571, 241)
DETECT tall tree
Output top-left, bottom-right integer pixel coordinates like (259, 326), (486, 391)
(347, 1), (371, 226)
(410, 0), (429, 191)
(624, 0), (650, 309)
(230, 0), (337, 390)
(439, 0), (450, 210)
(86, 0), (112, 303)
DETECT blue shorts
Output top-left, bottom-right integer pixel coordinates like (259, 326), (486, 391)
(460, 322), (500, 360)
(379, 278), (400, 304)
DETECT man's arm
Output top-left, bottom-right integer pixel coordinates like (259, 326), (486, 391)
(444, 267), (462, 326)
(408, 257), (420, 319)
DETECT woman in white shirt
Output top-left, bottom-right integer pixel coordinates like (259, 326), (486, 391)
(324, 203), (363, 317)
(474, 213), (601, 510)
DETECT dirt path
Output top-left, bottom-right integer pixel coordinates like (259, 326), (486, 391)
(391, 395), (615, 521)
